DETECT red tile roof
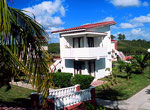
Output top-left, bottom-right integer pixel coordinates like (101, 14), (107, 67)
(51, 21), (116, 33)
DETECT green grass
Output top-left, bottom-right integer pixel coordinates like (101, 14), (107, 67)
(0, 85), (34, 107)
(96, 68), (150, 101)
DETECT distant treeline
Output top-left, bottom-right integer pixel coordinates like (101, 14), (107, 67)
(117, 39), (150, 55)
(48, 43), (60, 54)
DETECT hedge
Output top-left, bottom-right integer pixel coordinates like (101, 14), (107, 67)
(52, 72), (72, 88)
(72, 74), (94, 89)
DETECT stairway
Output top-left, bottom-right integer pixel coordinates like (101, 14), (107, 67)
(50, 59), (62, 72)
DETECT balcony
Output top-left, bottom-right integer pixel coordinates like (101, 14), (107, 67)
(62, 47), (107, 60)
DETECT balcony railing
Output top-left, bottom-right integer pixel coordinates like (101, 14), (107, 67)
(62, 47), (107, 60)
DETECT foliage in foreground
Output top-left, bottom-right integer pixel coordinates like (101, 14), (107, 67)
(0, 0), (53, 99)
(53, 72), (73, 88)
(85, 103), (110, 110)
(72, 74), (94, 89)
(52, 73), (94, 89)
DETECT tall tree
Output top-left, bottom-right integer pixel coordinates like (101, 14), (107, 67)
(0, 0), (53, 98)
(111, 35), (116, 39)
(118, 34), (126, 41)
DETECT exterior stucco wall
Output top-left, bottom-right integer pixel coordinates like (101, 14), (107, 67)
(60, 25), (112, 79)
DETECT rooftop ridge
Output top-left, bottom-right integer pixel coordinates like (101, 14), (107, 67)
(51, 21), (116, 33)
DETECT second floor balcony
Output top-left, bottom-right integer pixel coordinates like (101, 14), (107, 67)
(62, 47), (107, 60)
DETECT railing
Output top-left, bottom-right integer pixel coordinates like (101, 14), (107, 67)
(49, 84), (79, 96)
(54, 88), (92, 109)
(50, 59), (62, 72)
(31, 85), (95, 110)
(62, 47), (107, 59)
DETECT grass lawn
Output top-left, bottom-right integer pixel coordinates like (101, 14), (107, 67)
(96, 68), (150, 101)
(0, 85), (34, 107)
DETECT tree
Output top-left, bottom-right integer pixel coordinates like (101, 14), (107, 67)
(117, 60), (125, 72)
(111, 35), (116, 39)
(134, 54), (148, 74)
(0, 0), (53, 98)
(124, 62), (133, 80)
(117, 34), (125, 41)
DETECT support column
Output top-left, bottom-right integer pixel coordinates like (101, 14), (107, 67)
(75, 84), (80, 91)
(84, 36), (87, 48)
(47, 96), (55, 110)
(90, 87), (96, 106)
(30, 92), (39, 110)
(85, 61), (88, 75)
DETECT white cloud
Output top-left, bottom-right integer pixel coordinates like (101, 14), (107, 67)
(117, 14), (150, 29)
(120, 23), (135, 28)
(120, 22), (143, 29)
(125, 28), (150, 40)
(131, 28), (143, 34)
(130, 14), (150, 23)
(102, 17), (114, 21)
(110, 0), (148, 7)
(23, 0), (65, 37)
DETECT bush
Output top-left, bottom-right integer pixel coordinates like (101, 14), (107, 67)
(72, 74), (94, 89)
(53, 72), (73, 88)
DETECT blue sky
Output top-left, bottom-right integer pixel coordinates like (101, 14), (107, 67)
(10, 0), (150, 43)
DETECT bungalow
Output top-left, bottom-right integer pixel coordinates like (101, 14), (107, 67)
(52, 21), (116, 79)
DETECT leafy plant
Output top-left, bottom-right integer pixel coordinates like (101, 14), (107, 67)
(117, 60), (125, 72)
(0, 0), (53, 99)
(124, 62), (133, 80)
(72, 74), (94, 89)
(134, 54), (148, 74)
(85, 103), (107, 110)
(52, 72), (73, 88)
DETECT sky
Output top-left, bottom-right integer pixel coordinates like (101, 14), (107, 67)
(9, 0), (150, 43)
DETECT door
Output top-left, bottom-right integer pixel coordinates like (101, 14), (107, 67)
(74, 61), (85, 74)
(88, 60), (95, 77)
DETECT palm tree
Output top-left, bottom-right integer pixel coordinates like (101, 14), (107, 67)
(124, 62), (133, 80)
(0, 0), (53, 98)
(134, 54), (148, 74)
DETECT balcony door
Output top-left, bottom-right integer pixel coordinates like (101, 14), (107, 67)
(74, 61), (85, 74)
(87, 37), (94, 47)
(88, 60), (95, 77)
(73, 37), (84, 48)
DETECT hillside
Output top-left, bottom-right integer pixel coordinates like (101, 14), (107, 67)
(117, 40), (150, 55)
(48, 43), (60, 54)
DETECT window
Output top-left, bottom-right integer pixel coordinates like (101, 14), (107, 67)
(87, 37), (94, 47)
(73, 37), (84, 48)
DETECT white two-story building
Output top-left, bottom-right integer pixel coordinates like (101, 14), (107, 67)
(52, 21), (116, 79)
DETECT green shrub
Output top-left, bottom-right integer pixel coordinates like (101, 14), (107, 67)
(85, 103), (107, 110)
(72, 74), (94, 89)
(53, 72), (73, 88)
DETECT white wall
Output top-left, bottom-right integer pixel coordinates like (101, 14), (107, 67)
(60, 25), (112, 79)
(88, 26), (112, 73)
